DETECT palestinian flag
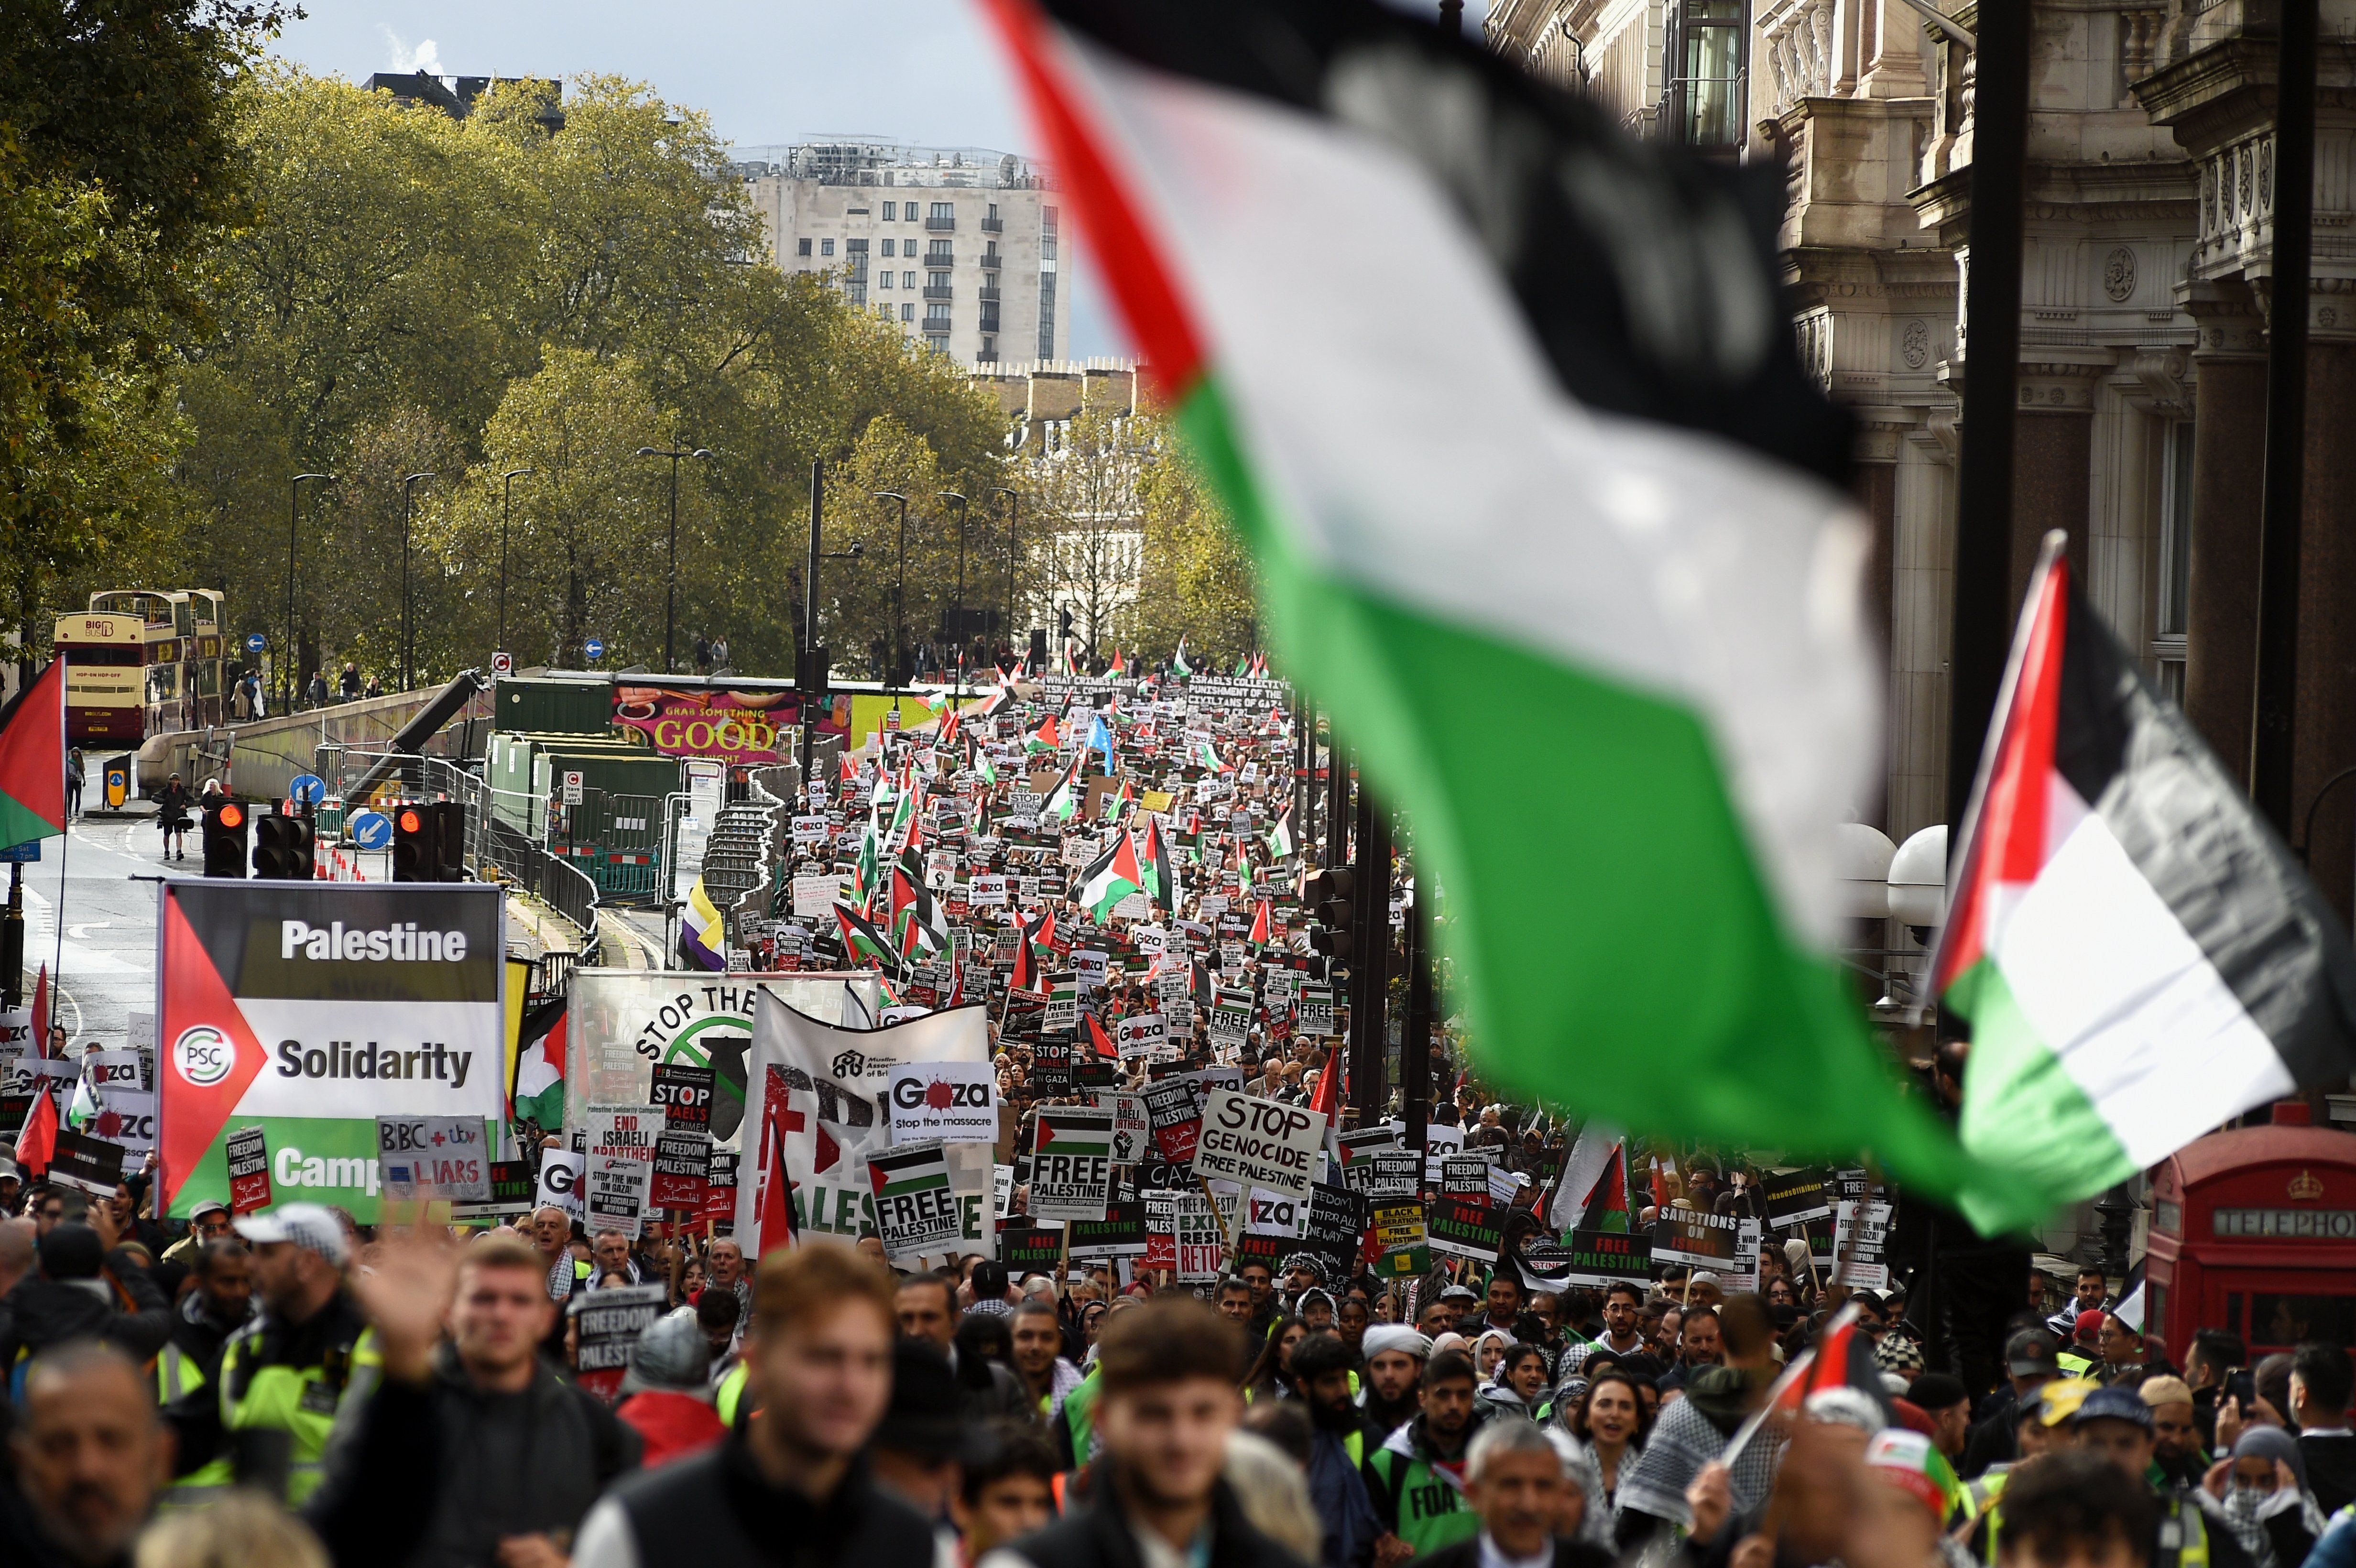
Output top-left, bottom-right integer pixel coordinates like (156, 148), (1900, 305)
(1084, 1012), (1119, 1061)
(1191, 739), (1224, 773)
(1040, 757), (1084, 824)
(835, 900), (903, 973)
(1080, 829), (1146, 921)
(1141, 817), (1179, 914)
(979, 0), (2015, 1221)
(1011, 906), (1056, 993)
(1036, 1110), (1111, 1158)
(1764, 1303), (1892, 1426)
(1247, 898), (1272, 947)
(1027, 715), (1061, 754)
(512, 998), (568, 1132)
(1171, 637), (1192, 678)
(890, 854), (922, 931)
(871, 1144), (952, 1201)
(1936, 537), (2356, 1227)
(1109, 647), (1127, 675)
(1265, 809), (1294, 861)
(898, 880), (951, 961)
(0, 659), (66, 850)
(970, 739), (999, 786)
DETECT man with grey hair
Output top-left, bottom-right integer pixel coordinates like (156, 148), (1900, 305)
(1406, 1418), (1613, 1568)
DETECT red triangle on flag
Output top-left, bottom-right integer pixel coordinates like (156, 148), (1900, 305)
(157, 891), (275, 1211)
(0, 659), (66, 845)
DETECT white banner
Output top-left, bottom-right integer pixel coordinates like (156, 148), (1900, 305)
(738, 996), (994, 1257)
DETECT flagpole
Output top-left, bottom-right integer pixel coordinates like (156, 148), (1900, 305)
(50, 817), (67, 1040)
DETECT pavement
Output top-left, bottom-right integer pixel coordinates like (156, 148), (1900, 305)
(15, 813), (195, 1046)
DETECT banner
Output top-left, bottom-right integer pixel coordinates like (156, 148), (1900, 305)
(567, 970), (873, 1144)
(870, 1141), (964, 1262)
(1192, 1090), (1324, 1200)
(738, 995), (992, 1257)
(159, 882), (505, 1220)
(610, 685), (835, 766)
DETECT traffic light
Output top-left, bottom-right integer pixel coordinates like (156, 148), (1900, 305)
(430, 800), (467, 881)
(1302, 867), (1355, 967)
(392, 803), (437, 882)
(251, 807), (316, 880)
(201, 800), (249, 878)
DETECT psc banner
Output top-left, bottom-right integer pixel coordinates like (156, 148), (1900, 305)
(158, 882), (504, 1221)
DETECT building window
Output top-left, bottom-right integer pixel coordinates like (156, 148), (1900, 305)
(904, 271), (916, 289)
(797, 238), (812, 256)
(928, 201), (955, 229)
(1038, 270), (1058, 361)
(981, 336), (996, 362)
(1042, 206), (1059, 261)
(821, 237), (835, 256)
(880, 271), (893, 289)
(927, 240), (953, 265)
(2154, 420), (2193, 700)
(881, 238), (895, 258)
(926, 304), (951, 324)
(883, 201), (897, 220)
(902, 303), (915, 322)
(1669, 0), (1747, 150)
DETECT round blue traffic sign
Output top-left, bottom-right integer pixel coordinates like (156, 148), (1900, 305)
(584, 638), (606, 662)
(288, 773), (326, 804)
(246, 632), (267, 653)
(348, 809), (393, 850)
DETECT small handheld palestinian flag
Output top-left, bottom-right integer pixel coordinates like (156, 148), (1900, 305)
(1027, 714), (1061, 754)
(1141, 817), (1179, 915)
(1264, 809), (1294, 861)
(1171, 638), (1192, 678)
(835, 900), (903, 974)
(1247, 898), (1273, 947)
(1936, 532), (2356, 1229)
(511, 998), (569, 1132)
(0, 659), (66, 851)
(1080, 829), (1147, 922)
(1084, 1012), (1119, 1061)
(1040, 757), (1084, 825)
(1010, 906), (1055, 993)
(969, 738), (998, 786)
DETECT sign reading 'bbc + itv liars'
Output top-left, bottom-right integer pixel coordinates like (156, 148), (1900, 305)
(158, 882), (505, 1223)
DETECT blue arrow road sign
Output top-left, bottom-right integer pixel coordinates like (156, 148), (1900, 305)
(348, 809), (393, 850)
(288, 773), (326, 804)
(584, 638), (606, 662)
(246, 632), (267, 653)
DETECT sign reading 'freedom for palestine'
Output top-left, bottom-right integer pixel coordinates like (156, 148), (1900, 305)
(158, 882), (506, 1222)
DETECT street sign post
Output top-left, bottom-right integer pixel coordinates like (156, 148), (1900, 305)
(288, 773), (326, 805)
(347, 810), (393, 850)
(562, 771), (585, 806)
(245, 632), (266, 653)
(584, 638), (606, 662)
(491, 651), (514, 675)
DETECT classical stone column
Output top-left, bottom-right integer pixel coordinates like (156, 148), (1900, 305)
(2181, 283), (2268, 786)
(2009, 360), (2107, 610)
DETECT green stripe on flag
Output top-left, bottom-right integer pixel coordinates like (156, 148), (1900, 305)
(0, 790), (57, 853)
(1173, 377), (2028, 1230)
(1948, 957), (2139, 1201)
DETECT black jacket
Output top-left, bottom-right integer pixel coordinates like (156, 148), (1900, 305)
(2304, 1433), (2356, 1519)
(398, 1346), (640, 1568)
(0, 1250), (171, 1376)
(589, 1428), (932, 1568)
(996, 1473), (1307, 1568)
(168, 1292), (247, 1387)
(1414, 1540), (1614, 1568)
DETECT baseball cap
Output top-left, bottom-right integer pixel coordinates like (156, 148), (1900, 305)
(2006, 1329), (2061, 1378)
(234, 1203), (351, 1268)
(2030, 1377), (2103, 1427)
(1440, 1283), (1480, 1303)
(1865, 1428), (1959, 1524)
(190, 1198), (229, 1221)
(2073, 1308), (2108, 1343)
(2139, 1375), (2195, 1410)
(2070, 1385), (2155, 1431)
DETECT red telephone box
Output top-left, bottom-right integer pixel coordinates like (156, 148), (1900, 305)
(2147, 1125), (2356, 1358)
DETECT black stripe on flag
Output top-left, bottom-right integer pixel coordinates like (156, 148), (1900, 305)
(2056, 576), (2356, 1087)
(1034, 0), (1851, 486)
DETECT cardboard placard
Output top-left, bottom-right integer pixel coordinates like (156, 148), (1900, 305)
(650, 1129), (712, 1210)
(1370, 1199), (1431, 1278)
(1762, 1169), (1833, 1229)
(1192, 1089), (1324, 1201)
(998, 1222), (1066, 1275)
(1030, 1110), (1114, 1222)
(47, 1127), (128, 1198)
(536, 1149), (585, 1216)
(1067, 1199), (1149, 1258)
(870, 1140), (965, 1262)
(376, 1115), (490, 1202)
(651, 1062), (716, 1131)
(587, 1157), (651, 1238)
(1142, 1075), (1203, 1163)
(888, 1060), (999, 1143)
(1428, 1157), (1501, 1263)
(573, 1283), (667, 1374)
(226, 1125), (273, 1213)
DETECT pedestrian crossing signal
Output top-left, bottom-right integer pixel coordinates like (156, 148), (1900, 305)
(201, 801), (249, 879)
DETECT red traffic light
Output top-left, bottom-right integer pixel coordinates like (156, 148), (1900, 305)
(218, 803), (244, 829)
(398, 808), (423, 833)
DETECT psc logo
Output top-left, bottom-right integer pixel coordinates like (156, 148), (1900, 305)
(173, 1025), (235, 1088)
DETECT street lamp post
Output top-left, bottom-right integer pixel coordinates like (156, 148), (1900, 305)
(498, 468), (534, 660)
(938, 491), (969, 696)
(995, 487), (1021, 674)
(635, 446), (712, 674)
(798, 459), (865, 778)
(873, 491), (911, 687)
(287, 473), (336, 711)
(400, 472), (436, 693)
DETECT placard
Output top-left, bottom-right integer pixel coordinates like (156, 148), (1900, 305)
(1551, 1228), (1657, 1289)
(1067, 1199), (1149, 1259)
(1370, 1199), (1430, 1278)
(998, 1222), (1066, 1274)
(969, 873), (1009, 907)
(452, 1159), (538, 1222)
(1650, 1210), (1763, 1288)
(1347, 1150), (1422, 1201)
(1113, 1012), (1168, 1059)
(1302, 1181), (1369, 1273)
(1762, 1168), (1832, 1229)
(888, 1060), (998, 1143)
(705, 1149), (738, 1230)
(870, 1141), (964, 1262)
(793, 874), (849, 916)
(375, 1115), (490, 1202)
(650, 1063), (716, 1132)
(226, 1125), (273, 1213)
(1091, 1089), (1150, 1165)
(47, 1128), (128, 1198)
(1143, 1076), (1203, 1162)
(573, 1284), (666, 1374)
(1043, 974), (1078, 1034)
(1831, 1200), (1894, 1289)
(1030, 1110), (1114, 1222)
(585, 1107), (663, 1169)
(650, 1129), (712, 1210)
(1429, 1156), (1501, 1262)
(586, 1156), (651, 1238)
(1193, 1089), (1325, 1200)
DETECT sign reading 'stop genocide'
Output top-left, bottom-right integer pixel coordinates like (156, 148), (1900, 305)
(1191, 1089), (1324, 1201)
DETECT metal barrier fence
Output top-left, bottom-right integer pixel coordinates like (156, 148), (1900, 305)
(549, 788), (665, 905)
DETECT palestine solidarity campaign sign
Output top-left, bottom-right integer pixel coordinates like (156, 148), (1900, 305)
(158, 882), (505, 1220)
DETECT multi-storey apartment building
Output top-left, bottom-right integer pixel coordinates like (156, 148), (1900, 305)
(737, 141), (1069, 366)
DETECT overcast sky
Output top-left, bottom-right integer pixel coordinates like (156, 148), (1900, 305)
(265, 0), (1490, 362)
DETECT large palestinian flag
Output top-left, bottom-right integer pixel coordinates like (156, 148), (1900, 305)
(0, 659), (67, 850)
(1937, 536), (2356, 1220)
(980, 0), (2017, 1222)
(1079, 829), (1146, 922)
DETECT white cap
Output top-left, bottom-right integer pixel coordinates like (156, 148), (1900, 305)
(233, 1202), (350, 1267)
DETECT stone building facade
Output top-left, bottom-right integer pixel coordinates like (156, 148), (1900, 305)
(1485, 0), (2356, 927)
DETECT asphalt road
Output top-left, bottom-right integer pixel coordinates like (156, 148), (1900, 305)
(16, 812), (191, 1049)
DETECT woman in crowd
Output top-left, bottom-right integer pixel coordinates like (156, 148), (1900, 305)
(1570, 1368), (1652, 1515)
(1243, 1314), (1309, 1405)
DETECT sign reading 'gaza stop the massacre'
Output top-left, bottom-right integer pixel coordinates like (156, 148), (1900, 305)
(158, 882), (506, 1223)
(1191, 1090), (1325, 1201)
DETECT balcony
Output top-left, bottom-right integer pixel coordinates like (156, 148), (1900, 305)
(923, 284), (954, 301)
(981, 215), (1003, 233)
(926, 212), (955, 230)
(982, 251), (1002, 271)
(925, 252), (955, 269)
(979, 312), (1002, 334)
(978, 285), (1001, 303)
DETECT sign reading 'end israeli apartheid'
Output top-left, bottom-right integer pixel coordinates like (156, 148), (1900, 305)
(1191, 1089), (1325, 1201)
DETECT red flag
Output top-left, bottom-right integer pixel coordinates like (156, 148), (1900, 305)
(756, 1095), (797, 1253)
(1248, 899), (1272, 947)
(16, 1085), (57, 1174)
(1085, 1013), (1119, 1060)
(1309, 1044), (1342, 1122)
(0, 659), (66, 849)
(28, 964), (47, 1056)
